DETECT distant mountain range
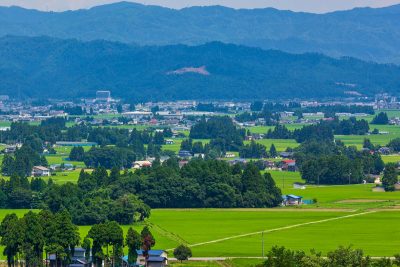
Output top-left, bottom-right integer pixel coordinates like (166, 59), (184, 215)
(0, 36), (399, 100)
(0, 2), (400, 63)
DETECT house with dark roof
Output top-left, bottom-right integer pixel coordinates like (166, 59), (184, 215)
(122, 250), (168, 267)
(48, 248), (91, 267)
(178, 150), (192, 158)
(280, 152), (294, 158)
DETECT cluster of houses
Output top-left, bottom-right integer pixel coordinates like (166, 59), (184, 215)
(227, 155), (298, 172)
(47, 248), (168, 267)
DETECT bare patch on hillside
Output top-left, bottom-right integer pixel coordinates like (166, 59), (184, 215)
(167, 66), (210, 76)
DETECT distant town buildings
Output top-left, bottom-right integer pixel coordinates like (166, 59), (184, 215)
(96, 90), (111, 102)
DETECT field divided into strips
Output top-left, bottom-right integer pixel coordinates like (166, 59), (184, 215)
(189, 211), (400, 257)
(148, 210), (347, 254)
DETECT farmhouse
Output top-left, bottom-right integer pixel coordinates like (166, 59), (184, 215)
(178, 150), (192, 158)
(225, 153), (236, 158)
(55, 141), (97, 147)
(48, 247), (91, 267)
(280, 152), (294, 158)
(50, 163), (74, 171)
(378, 147), (391, 155)
(282, 194), (303, 206)
(133, 161), (152, 169)
(281, 159), (297, 172)
(165, 139), (174, 145)
(31, 166), (51, 177)
(122, 250), (168, 267)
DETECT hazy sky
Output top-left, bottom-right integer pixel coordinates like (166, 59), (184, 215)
(1, 0), (400, 13)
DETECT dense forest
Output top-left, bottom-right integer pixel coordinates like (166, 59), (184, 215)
(0, 158), (283, 224)
(295, 140), (385, 185)
(266, 117), (370, 142)
(1, 36), (400, 100)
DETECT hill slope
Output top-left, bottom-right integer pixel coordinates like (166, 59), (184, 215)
(1, 2), (400, 63)
(0, 36), (399, 100)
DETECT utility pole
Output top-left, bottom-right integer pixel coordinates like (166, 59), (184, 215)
(348, 171), (352, 185)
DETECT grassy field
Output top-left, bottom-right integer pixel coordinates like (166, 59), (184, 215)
(247, 124), (304, 134)
(2, 207), (400, 257)
(190, 210), (400, 257)
(382, 154), (400, 163)
(1, 173), (400, 259)
(335, 124), (400, 149)
(162, 139), (211, 153)
(247, 139), (299, 152)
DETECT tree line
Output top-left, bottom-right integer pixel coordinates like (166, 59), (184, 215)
(259, 245), (400, 267)
(266, 117), (370, 142)
(295, 140), (390, 185)
(0, 209), (159, 267)
(127, 158), (282, 208)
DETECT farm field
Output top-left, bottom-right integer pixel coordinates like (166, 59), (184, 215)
(1, 171), (400, 259)
(162, 139), (211, 153)
(247, 124), (304, 134)
(190, 210), (400, 257)
(246, 139), (299, 152)
(335, 124), (400, 149)
(382, 154), (400, 163)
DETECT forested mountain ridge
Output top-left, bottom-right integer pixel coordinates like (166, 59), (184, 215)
(1, 2), (400, 63)
(0, 36), (399, 100)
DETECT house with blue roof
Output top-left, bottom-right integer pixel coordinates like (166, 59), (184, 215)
(282, 194), (303, 206)
(122, 250), (168, 267)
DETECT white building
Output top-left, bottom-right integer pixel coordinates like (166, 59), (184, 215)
(31, 166), (51, 177)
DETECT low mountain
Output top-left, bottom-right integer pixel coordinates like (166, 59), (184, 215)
(1, 2), (400, 63)
(0, 36), (399, 100)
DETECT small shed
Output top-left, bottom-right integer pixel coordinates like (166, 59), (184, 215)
(282, 194), (303, 206)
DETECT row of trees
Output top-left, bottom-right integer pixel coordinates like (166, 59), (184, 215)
(87, 223), (156, 267)
(296, 141), (386, 185)
(0, 166), (150, 225)
(0, 210), (79, 267)
(131, 158), (282, 208)
(260, 245), (400, 267)
(266, 117), (370, 143)
(371, 112), (389, 125)
(2, 145), (48, 177)
(0, 209), (160, 267)
(190, 116), (245, 151)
